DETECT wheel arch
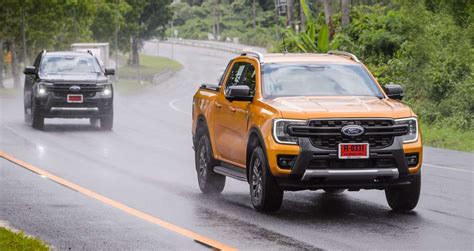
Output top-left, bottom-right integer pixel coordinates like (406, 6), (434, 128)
(246, 127), (269, 182)
(193, 114), (220, 161)
(194, 114), (208, 147)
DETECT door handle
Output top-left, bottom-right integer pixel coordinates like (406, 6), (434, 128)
(215, 102), (222, 108)
(229, 106), (236, 113)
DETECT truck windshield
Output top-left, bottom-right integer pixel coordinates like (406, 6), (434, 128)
(262, 64), (384, 98)
(41, 55), (101, 75)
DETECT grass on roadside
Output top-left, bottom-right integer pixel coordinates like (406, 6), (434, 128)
(421, 124), (474, 152)
(114, 54), (182, 94)
(0, 227), (49, 250)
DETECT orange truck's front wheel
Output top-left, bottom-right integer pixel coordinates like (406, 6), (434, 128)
(385, 173), (421, 211)
(249, 146), (283, 212)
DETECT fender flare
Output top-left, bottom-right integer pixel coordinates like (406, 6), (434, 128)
(246, 127), (270, 182)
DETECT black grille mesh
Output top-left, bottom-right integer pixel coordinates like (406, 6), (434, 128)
(46, 83), (103, 98)
(309, 119), (395, 150)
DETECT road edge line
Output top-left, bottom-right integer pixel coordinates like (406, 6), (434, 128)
(424, 163), (473, 174)
(169, 99), (191, 116)
(0, 150), (236, 251)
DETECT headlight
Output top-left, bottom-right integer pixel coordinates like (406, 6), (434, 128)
(37, 82), (52, 96)
(273, 119), (307, 144)
(101, 84), (112, 96)
(395, 117), (419, 143)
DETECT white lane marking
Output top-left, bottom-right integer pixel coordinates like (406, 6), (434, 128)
(169, 99), (191, 116)
(424, 163), (473, 174)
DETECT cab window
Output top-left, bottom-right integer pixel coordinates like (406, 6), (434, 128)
(225, 62), (256, 96)
(241, 64), (256, 96)
(225, 62), (247, 90)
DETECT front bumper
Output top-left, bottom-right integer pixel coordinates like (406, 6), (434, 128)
(266, 137), (422, 191)
(35, 92), (113, 118)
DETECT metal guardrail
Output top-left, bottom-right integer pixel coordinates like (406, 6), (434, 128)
(159, 39), (242, 54)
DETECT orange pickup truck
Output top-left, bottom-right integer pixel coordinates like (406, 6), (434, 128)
(192, 50), (422, 212)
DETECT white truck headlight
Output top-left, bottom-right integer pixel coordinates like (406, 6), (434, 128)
(101, 84), (112, 96)
(37, 82), (52, 96)
(273, 119), (307, 144)
(395, 117), (419, 143)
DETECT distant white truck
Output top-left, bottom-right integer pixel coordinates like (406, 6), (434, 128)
(71, 43), (110, 67)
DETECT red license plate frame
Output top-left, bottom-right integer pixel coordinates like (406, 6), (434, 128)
(67, 94), (83, 103)
(338, 143), (369, 159)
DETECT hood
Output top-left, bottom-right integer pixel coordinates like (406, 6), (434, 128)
(39, 73), (107, 83)
(265, 96), (413, 119)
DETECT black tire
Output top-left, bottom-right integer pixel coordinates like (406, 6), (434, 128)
(100, 108), (113, 130)
(31, 98), (44, 130)
(323, 189), (345, 194)
(249, 146), (283, 212)
(195, 129), (225, 194)
(24, 85), (32, 124)
(385, 174), (421, 211)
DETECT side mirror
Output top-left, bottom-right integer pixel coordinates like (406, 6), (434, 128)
(23, 66), (36, 75)
(226, 85), (253, 102)
(104, 68), (115, 76)
(384, 84), (404, 100)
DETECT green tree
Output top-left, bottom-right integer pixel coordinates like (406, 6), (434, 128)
(90, 0), (131, 52)
(122, 0), (172, 66)
(280, 0), (344, 53)
(0, 0), (97, 88)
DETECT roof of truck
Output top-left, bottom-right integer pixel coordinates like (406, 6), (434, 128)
(43, 51), (93, 56)
(262, 53), (358, 64)
(240, 51), (361, 64)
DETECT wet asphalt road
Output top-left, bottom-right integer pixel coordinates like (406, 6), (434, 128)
(0, 42), (473, 250)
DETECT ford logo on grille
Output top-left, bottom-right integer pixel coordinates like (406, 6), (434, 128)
(69, 85), (81, 92)
(341, 125), (365, 137)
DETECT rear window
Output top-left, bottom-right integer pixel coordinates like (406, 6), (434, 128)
(41, 55), (101, 75)
(262, 63), (383, 98)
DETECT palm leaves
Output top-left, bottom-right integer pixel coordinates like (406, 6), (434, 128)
(282, 0), (339, 53)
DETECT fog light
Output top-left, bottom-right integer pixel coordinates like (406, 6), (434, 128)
(405, 153), (419, 167)
(277, 155), (297, 169)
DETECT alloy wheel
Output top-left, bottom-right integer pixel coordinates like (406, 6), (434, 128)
(251, 156), (263, 204)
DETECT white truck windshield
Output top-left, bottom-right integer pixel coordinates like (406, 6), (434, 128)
(41, 55), (101, 75)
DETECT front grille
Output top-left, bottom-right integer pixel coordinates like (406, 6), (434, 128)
(53, 92), (97, 98)
(46, 83), (103, 98)
(288, 119), (408, 150)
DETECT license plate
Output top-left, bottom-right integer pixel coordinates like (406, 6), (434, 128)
(338, 143), (369, 159)
(67, 94), (83, 103)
